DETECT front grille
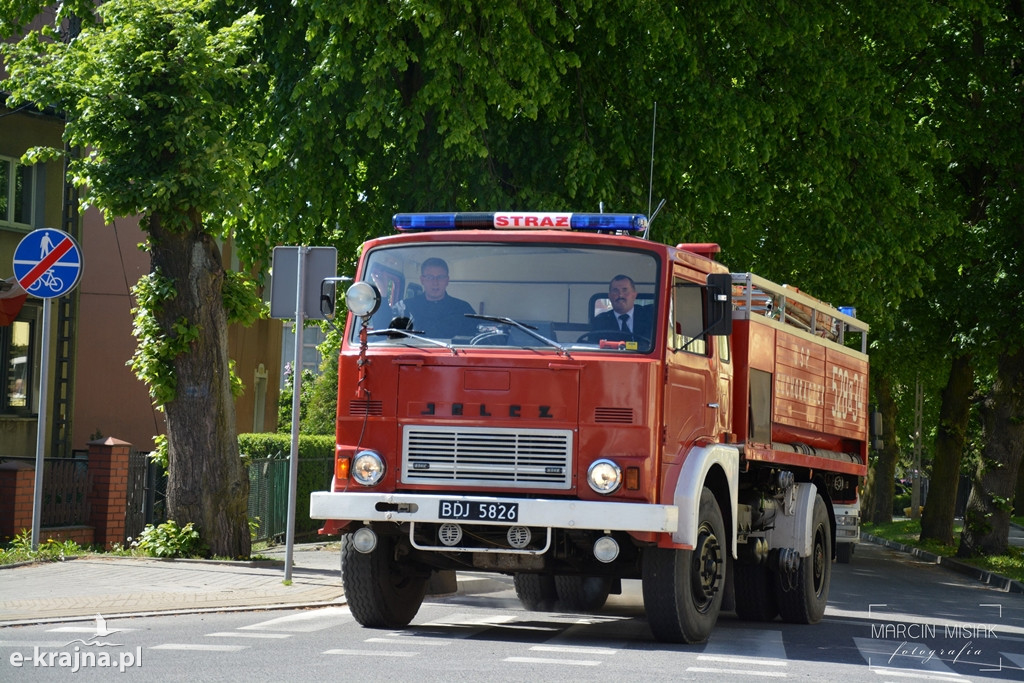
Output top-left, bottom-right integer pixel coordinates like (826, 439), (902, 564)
(402, 426), (573, 489)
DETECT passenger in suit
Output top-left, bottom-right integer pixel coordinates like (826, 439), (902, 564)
(591, 274), (653, 340)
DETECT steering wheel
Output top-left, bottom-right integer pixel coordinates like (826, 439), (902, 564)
(470, 330), (510, 346)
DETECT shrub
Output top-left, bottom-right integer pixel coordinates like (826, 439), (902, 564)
(133, 520), (205, 558)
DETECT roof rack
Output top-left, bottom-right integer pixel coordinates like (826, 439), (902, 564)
(730, 272), (869, 354)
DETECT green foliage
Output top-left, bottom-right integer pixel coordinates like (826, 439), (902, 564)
(300, 332), (340, 436)
(150, 433), (169, 471)
(0, 530), (88, 565)
(239, 432), (335, 537)
(223, 270), (267, 327)
(238, 432), (334, 461)
(132, 520), (205, 558)
(2, 0), (264, 231)
(128, 270), (200, 406)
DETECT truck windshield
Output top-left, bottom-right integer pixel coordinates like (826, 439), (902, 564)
(353, 242), (659, 353)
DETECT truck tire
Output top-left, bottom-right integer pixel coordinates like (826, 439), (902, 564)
(775, 494), (831, 624)
(835, 542), (854, 564)
(733, 562), (779, 622)
(513, 573), (558, 611)
(341, 533), (426, 628)
(642, 487), (726, 643)
(554, 575), (612, 612)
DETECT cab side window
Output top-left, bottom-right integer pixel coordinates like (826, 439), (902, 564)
(671, 279), (707, 355)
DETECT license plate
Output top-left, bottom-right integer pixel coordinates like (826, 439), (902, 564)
(438, 499), (519, 523)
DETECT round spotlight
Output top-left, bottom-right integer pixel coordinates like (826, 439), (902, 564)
(346, 281), (381, 318)
(438, 523), (463, 547)
(351, 526), (378, 554)
(506, 526), (532, 549)
(351, 450), (385, 487)
(593, 535), (620, 563)
(587, 459), (623, 494)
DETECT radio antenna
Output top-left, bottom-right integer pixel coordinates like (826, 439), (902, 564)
(647, 102), (657, 220)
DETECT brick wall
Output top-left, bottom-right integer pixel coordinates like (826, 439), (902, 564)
(0, 438), (131, 549)
(0, 461), (35, 543)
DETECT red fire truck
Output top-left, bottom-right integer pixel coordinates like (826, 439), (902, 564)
(310, 211), (870, 643)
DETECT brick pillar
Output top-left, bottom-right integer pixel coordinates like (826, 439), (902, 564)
(88, 437), (132, 549)
(0, 461), (36, 543)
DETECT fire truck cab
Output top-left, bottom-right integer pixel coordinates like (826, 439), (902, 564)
(310, 212), (869, 643)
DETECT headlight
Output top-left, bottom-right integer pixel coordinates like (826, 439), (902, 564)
(351, 450), (385, 486)
(587, 459), (622, 494)
(346, 281), (381, 318)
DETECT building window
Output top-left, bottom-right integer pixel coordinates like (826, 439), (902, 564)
(0, 155), (37, 228)
(1, 312), (36, 414)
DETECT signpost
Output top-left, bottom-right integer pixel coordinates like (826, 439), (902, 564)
(270, 246), (337, 580)
(12, 228), (83, 550)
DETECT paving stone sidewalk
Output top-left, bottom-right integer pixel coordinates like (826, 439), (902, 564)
(0, 545), (346, 626)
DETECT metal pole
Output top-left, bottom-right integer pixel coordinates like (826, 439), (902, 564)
(284, 247), (306, 581)
(30, 300), (52, 550)
(911, 377), (923, 520)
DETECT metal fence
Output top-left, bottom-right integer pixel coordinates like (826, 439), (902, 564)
(247, 456), (333, 542)
(41, 456), (91, 527)
(125, 449), (167, 542)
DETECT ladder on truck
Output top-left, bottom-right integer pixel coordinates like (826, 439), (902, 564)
(730, 272), (869, 353)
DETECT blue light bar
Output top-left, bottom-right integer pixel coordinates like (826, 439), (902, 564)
(392, 212), (648, 232)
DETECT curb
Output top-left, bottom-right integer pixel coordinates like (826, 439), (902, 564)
(862, 533), (1024, 594)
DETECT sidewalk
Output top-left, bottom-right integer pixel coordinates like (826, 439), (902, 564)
(0, 542), (509, 627)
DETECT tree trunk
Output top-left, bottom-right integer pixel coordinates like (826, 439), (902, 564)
(958, 348), (1024, 557)
(919, 354), (973, 544)
(865, 373), (898, 524)
(149, 216), (251, 559)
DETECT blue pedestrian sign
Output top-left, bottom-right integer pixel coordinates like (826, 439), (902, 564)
(12, 228), (83, 299)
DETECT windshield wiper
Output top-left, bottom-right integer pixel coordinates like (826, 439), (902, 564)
(466, 314), (572, 358)
(367, 328), (458, 355)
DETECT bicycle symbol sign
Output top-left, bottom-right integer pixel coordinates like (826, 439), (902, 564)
(13, 228), (83, 299)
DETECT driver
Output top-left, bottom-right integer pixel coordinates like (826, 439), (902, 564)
(591, 274), (652, 338)
(402, 257), (476, 338)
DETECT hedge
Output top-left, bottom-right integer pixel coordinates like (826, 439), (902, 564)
(239, 433), (335, 539)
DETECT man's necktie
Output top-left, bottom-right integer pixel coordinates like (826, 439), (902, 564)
(619, 313), (630, 332)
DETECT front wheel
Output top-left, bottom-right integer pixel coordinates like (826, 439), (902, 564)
(775, 494), (831, 623)
(341, 533), (427, 628)
(642, 487), (726, 643)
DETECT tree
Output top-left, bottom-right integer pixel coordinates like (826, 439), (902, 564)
(2, 0), (263, 557)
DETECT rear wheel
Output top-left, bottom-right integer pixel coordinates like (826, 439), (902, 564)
(642, 487), (726, 643)
(836, 542), (854, 564)
(733, 561), (779, 622)
(775, 494), (831, 623)
(341, 533), (427, 628)
(554, 575), (612, 612)
(514, 573), (558, 611)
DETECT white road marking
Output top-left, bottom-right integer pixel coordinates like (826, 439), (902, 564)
(150, 644), (248, 652)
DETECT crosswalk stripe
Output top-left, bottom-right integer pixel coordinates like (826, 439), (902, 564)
(150, 644), (248, 652)
(504, 656), (600, 666)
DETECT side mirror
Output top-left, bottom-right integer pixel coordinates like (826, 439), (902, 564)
(705, 273), (733, 336)
(319, 276), (352, 319)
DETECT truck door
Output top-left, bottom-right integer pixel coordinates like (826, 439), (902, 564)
(663, 276), (717, 459)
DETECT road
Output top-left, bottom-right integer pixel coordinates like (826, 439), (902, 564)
(2, 542), (1022, 681)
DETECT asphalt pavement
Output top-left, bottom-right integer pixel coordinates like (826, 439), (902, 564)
(2, 528), (1021, 628)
